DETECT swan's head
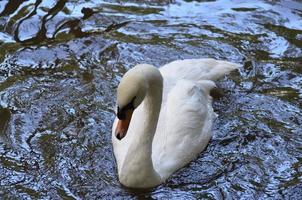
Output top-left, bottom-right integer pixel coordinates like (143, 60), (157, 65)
(115, 65), (151, 140)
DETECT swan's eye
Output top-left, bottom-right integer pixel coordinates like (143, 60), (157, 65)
(117, 97), (136, 120)
(117, 103), (133, 120)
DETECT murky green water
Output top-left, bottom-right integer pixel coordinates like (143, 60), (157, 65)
(0, 0), (301, 199)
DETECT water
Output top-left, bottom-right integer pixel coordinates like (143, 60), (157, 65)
(0, 0), (301, 199)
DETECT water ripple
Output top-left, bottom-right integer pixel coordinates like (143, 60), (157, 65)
(0, 0), (301, 199)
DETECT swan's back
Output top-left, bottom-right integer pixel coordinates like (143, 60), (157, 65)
(160, 58), (240, 81)
(152, 58), (239, 179)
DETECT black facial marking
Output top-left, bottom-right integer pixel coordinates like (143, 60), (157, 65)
(117, 96), (136, 120)
(117, 106), (126, 119)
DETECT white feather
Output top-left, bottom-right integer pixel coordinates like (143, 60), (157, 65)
(112, 58), (240, 188)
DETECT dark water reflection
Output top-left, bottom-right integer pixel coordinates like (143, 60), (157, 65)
(0, 0), (301, 199)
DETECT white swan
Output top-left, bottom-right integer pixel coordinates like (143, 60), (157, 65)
(112, 58), (239, 188)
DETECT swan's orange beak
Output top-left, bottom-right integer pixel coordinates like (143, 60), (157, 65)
(115, 109), (133, 140)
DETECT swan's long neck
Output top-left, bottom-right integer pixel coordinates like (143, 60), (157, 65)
(119, 68), (163, 188)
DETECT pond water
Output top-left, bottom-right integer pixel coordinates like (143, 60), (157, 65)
(0, 0), (301, 199)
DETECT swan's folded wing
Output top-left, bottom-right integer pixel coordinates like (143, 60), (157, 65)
(152, 79), (216, 179)
(160, 58), (240, 82)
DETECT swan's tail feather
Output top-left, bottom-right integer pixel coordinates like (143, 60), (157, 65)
(197, 80), (216, 96)
(208, 60), (241, 81)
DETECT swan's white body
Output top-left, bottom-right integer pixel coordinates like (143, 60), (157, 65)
(112, 58), (239, 188)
